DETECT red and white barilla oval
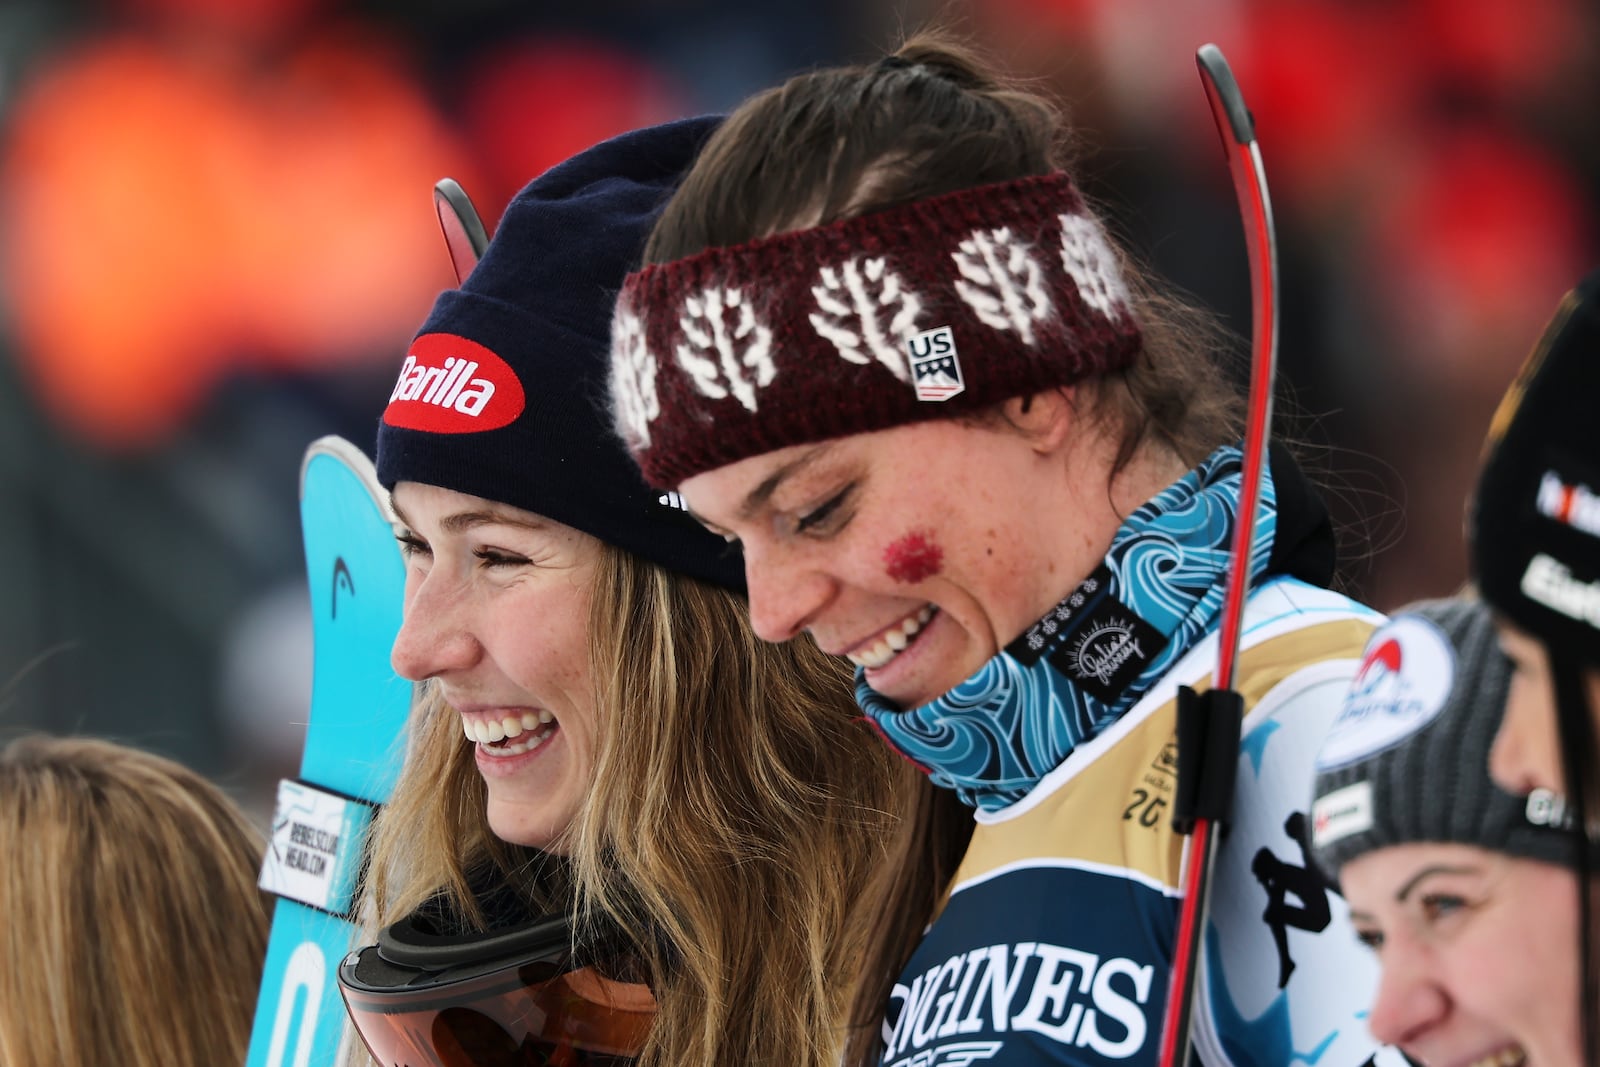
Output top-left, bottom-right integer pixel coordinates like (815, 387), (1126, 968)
(383, 333), (526, 433)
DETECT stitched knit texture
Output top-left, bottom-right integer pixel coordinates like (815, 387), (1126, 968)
(1472, 267), (1600, 666)
(1310, 598), (1575, 883)
(376, 116), (745, 591)
(611, 172), (1144, 488)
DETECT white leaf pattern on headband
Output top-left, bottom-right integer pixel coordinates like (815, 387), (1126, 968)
(675, 287), (775, 412)
(952, 227), (1053, 346)
(808, 257), (921, 383)
(609, 306), (658, 449)
(1058, 213), (1131, 319)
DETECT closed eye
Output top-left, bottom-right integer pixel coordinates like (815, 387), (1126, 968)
(474, 547), (530, 568)
(397, 531), (430, 558)
(795, 484), (855, 535)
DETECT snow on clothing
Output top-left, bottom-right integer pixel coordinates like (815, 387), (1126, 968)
(862, 445), (1405, 1067)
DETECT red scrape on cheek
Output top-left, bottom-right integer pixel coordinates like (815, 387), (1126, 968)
(883, 530), (943, 584)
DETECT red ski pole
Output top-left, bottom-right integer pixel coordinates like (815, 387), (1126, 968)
(1158, 42), (1280, 1067)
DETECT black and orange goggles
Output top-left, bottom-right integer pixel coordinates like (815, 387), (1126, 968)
(338, 910), (654, 1066)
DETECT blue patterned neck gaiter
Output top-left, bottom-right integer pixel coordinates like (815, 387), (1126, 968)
(856, 445), (1276, 812)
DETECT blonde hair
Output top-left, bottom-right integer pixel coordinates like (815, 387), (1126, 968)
(363, 542), (918, 1067)
(0, 734), (271, 1067)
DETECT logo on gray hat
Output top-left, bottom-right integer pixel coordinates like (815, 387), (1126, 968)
(1316, 614), (1454, 770)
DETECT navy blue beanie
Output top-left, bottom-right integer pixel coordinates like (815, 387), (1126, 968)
(376, 117), (743, 591)
(1473, 268), (1600, 665)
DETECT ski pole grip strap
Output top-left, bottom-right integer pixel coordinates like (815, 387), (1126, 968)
(258, 778), (378, 921)
(1172, 685), (1243, 834)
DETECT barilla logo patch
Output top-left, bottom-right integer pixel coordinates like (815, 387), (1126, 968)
(1315, 614), (1454, 770)
(383, 333), (525, 433)
(906, 326), (965, 402)
(1312, 780), (1374, 847)
(1537, 470), (1600, 540)
(1522, 553), (1600, 629)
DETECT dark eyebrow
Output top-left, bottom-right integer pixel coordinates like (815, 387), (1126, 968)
(390, 494), (548, 535)
(1396, 864), (1480, 903)
(737, 443), (838, 521)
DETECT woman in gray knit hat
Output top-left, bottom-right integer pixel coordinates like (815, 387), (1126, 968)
(1311, 597), (1580, 1067)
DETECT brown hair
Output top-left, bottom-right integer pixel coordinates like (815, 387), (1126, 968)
(648, 30), (1243, 471)
(643, 29), (1246, 1064)
(362, 541), (920, 1067)
(0, 735), (271, 1067)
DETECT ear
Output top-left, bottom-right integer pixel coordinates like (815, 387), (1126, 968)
(1001, 387), (1077, 454)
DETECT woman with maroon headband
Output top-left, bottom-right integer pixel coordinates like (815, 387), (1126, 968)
(610, 30), (1401, 1067)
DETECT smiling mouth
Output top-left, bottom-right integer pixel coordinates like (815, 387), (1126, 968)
(461, 711), (557, 757)
(1465, 1045), (1525, 1067)
(847, 606), (936, 670)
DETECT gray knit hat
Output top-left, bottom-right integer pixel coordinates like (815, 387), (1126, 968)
(1310, 597), (1575, 884)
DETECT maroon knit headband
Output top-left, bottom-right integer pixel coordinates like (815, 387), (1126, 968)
(610, 172), (1144, 489)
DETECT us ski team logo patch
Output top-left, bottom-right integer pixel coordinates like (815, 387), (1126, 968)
(906, 326), (964, 402)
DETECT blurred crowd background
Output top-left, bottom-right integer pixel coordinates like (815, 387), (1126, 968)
(0, 0), (1595, 823)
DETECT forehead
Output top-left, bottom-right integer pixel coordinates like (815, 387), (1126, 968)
(678, 418), (1010, 519)
(678, 440), (846, 518)
(391, 481), (551, 532)
(1341, 842), (1501, 902)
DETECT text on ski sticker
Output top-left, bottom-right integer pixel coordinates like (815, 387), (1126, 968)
(259, 779), (375, 918)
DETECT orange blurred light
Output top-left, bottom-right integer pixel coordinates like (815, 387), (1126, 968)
(0, 31), (471, 448)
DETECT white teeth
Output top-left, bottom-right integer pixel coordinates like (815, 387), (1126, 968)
(848, 606), (936, 670)
(478, 721), (556, 758)
(459, 712), (557, 748)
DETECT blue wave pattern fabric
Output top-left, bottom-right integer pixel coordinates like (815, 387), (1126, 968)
(873, 579), (1395, 1067)
(859, 445), (1274, 811)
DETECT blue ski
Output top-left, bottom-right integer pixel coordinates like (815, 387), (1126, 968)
(245, 435), (413, 1067)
